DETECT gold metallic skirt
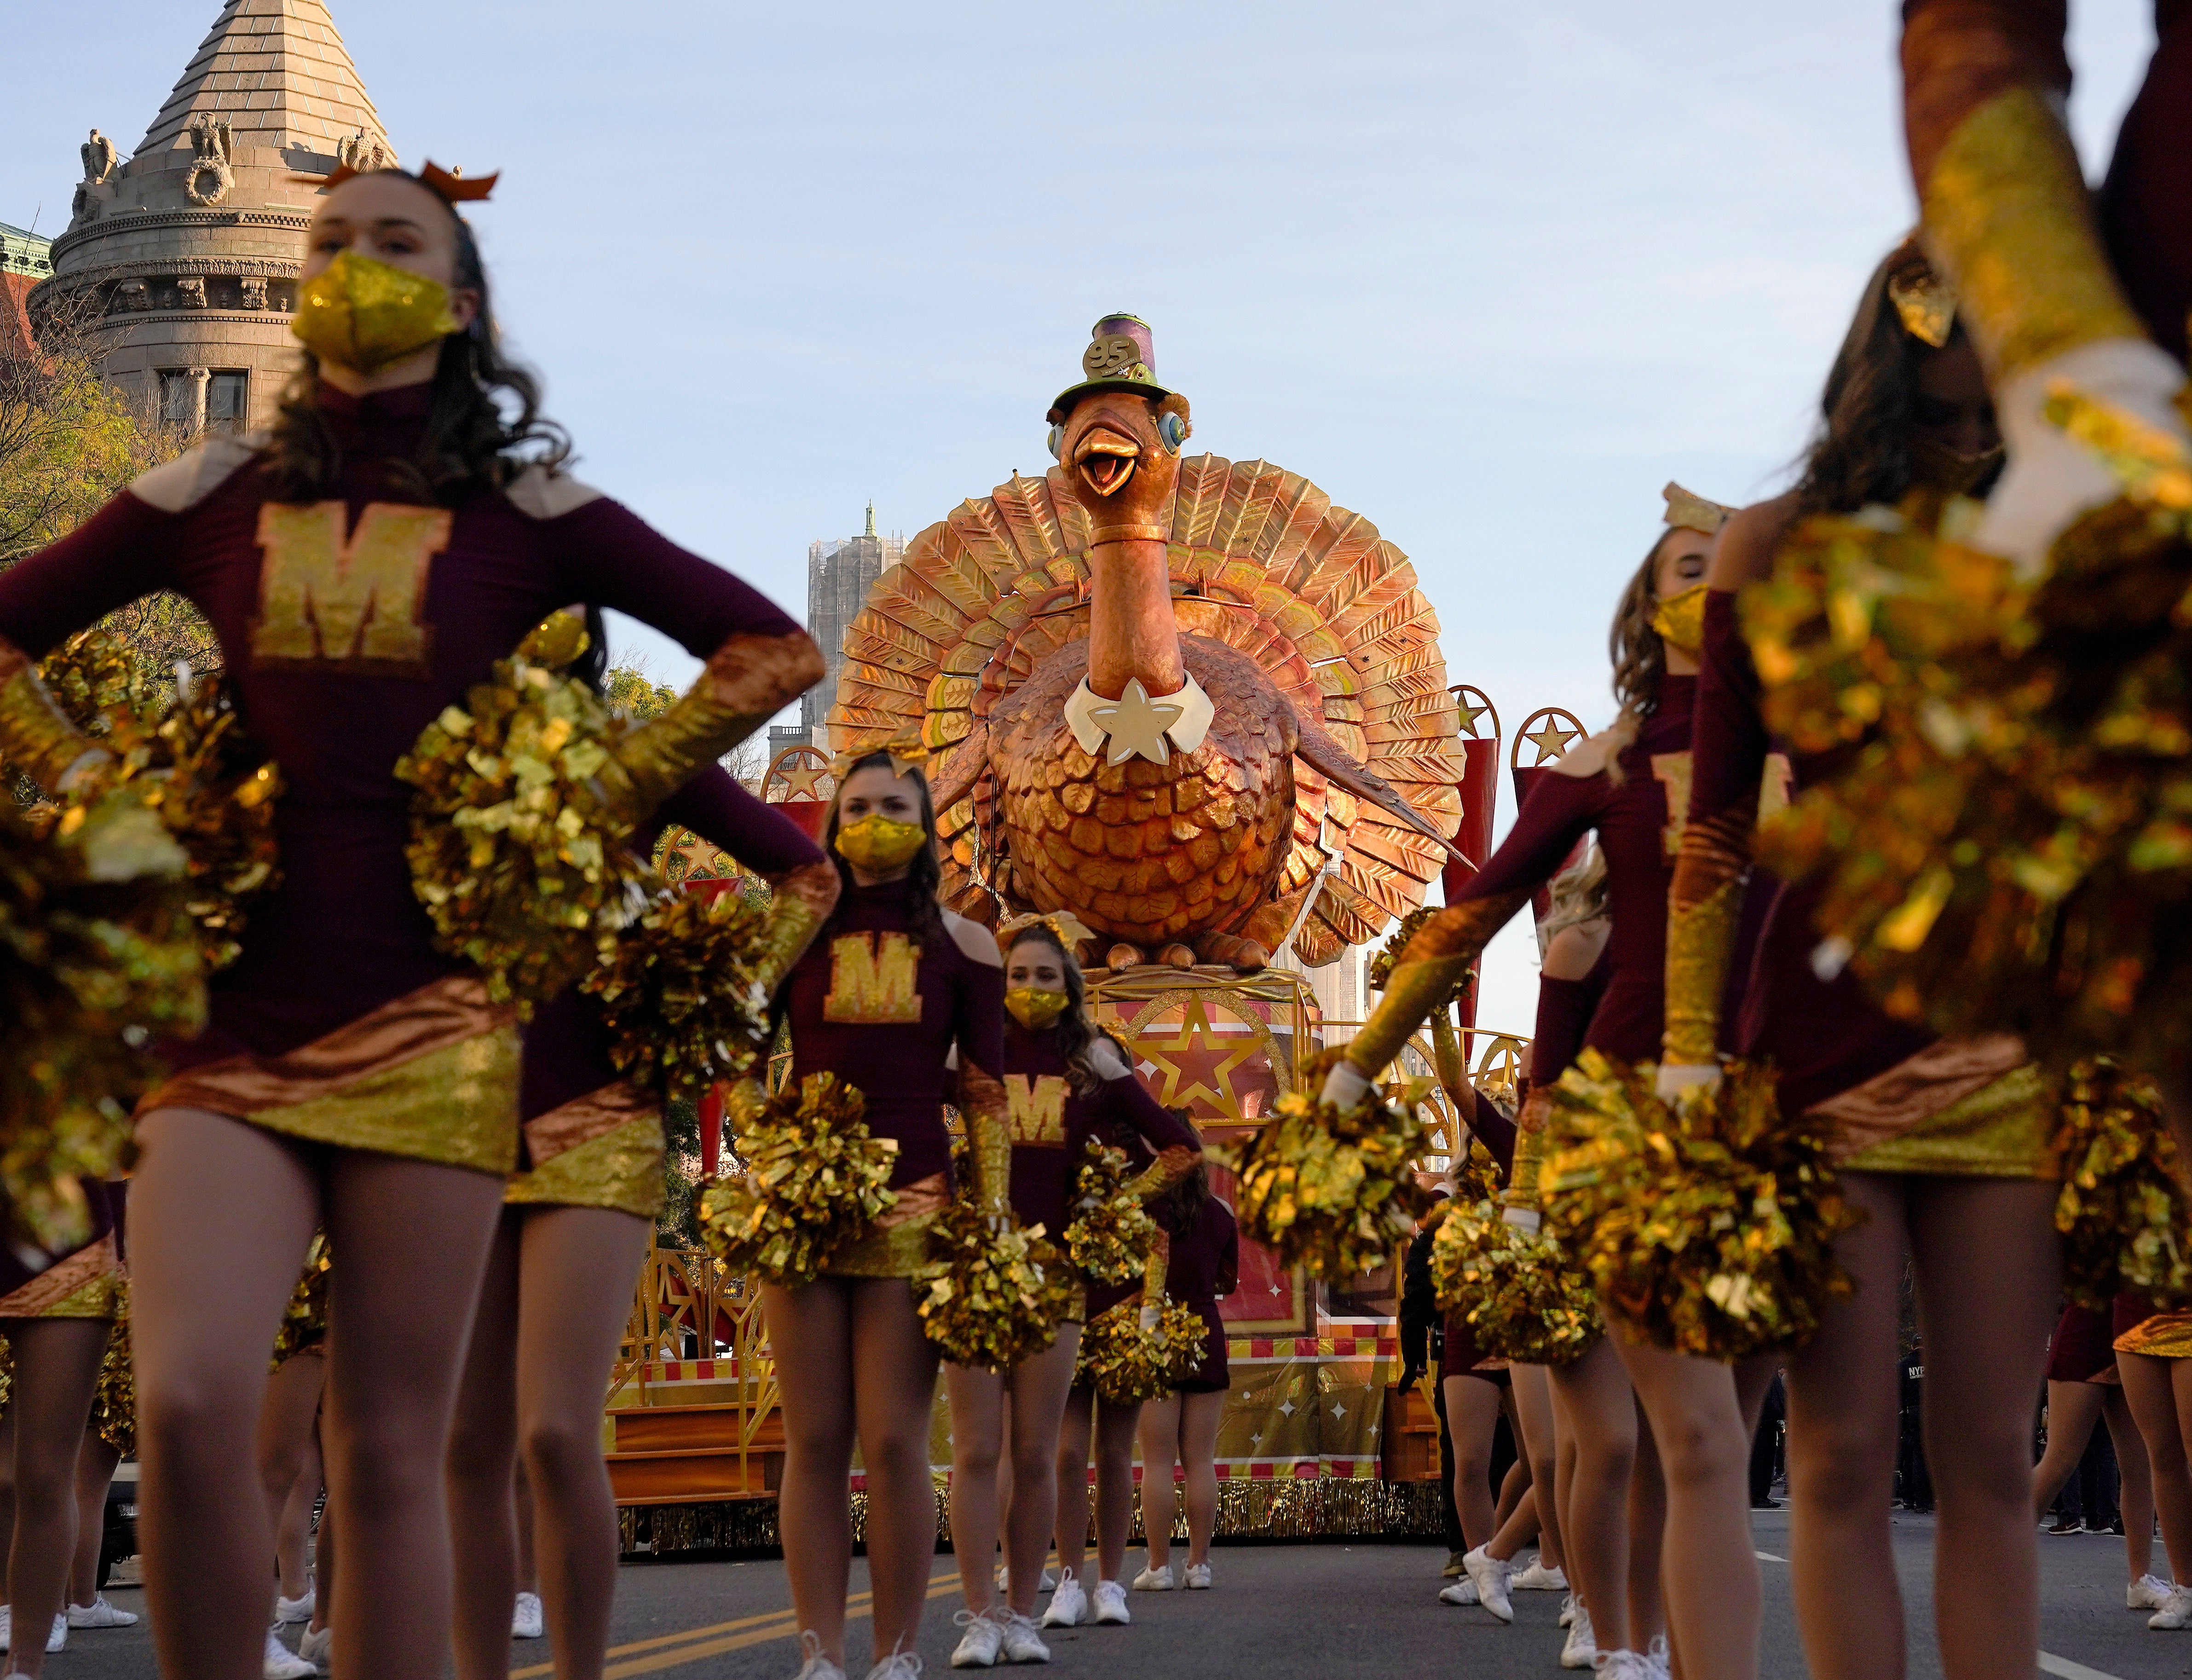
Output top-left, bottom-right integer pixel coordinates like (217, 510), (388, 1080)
(819, 1173), (950, 1280)
(2117, 1311), (2192, 1359)
(1810, 1035), (2056, 1179)
(142, 975), (521, 1175)
(0, 1233), (121, 1321)
(505, 1083), (664, 1220)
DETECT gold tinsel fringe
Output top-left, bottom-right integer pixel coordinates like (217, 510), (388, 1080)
(698, 1074), (899, 1287)
(1543, 1052), (1858, 1359)
(91, 1289), (134, 1458)
(2053, 1057), (2192, 1309)
(1429, 1196), (1601, 1366)
(917, 1201), (1076, 1370)
(393, 629), (647, 1012)
(583, 888), (774, 1103)
(1744, 444), (2192, 1070)
(1073, 1294), (1206, 1403)
(1231, 1051), (1434, 1280)
(1062, 1141), (1160, 1288)
(271, 1233), (333, 1370)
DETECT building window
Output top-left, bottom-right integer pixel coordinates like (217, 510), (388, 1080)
(206, 371), (248, 432)
(157, 370), (197, 427)
(156, 369), (248, 433)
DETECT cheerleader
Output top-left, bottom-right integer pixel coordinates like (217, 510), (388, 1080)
(0, 162), (821, 1680)
(2115, 1300), (2192, 1628)
(1658, 240), (2063, 1680)
(256, 1311), (325, 1680)
(447, 744), (836, 1680)
(2031, 1303), (2164, 1609)
(1132, 1131), (1236, 1594)
(946, 918), (1194, 1663)
(770, 751), (1008, 1680)
(1323, 495), (1747, 1676)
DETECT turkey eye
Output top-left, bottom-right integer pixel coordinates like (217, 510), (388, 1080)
(1046, 424), (1064, 460)
(1157, 412), (1187, 454)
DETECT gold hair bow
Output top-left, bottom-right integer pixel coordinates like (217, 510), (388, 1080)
(1662, 482), (1736, 535)
(828, 737), (934, 783)
(996, 910), (1098, 958)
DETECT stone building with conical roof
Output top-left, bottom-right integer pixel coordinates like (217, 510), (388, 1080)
(31, 1), (394, 433)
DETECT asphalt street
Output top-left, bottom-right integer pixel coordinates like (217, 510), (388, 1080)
(46, 1509), (2180, 1678)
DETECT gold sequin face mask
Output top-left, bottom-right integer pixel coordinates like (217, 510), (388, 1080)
(1909, 437), (2006, 497)
(1005, 987), (1071, 1030)
(833, 814), (929, 874)
(291, 251), (461, 374)
(1651, 583), (1709, 657)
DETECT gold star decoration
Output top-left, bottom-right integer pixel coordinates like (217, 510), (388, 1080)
(1454, 697), (1490, 738)
(1081, 678), (1184, 765)
(1138, 999), (1264, 1116)
(776, 762), (828, 799)
(1520, 716), (1581, 765)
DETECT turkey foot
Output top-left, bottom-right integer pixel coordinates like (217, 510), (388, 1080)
(1194, 930), (1269, 972)
(1157, 943), (1198, 970)
(1105, 942), (1146, 973)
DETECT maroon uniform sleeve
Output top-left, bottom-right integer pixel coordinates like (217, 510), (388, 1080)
(1468, 1087), (1517, 1179)
(656, 768), (825, 880)
(0, 494), (179, 657)
(1461, 766), (1615, 907)
(538, 499), (802, 655)
(1215, 1204), (1240, 1298)
(955, 949), (1007, 1080)
(1100, 1062), (1197, 1157)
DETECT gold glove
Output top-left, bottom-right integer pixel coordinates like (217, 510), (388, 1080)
(1344, 889), (1531, 1079)
(0, 637), (114, 793)
(602, 631), (823, 821)
(958, 1059), (1014, 1222)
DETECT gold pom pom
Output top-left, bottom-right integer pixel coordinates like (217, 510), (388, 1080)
(917, 1201), (1077, 1370)
(583, 888), (774, 1103)
(1429, 1197), (1601, 1366)
(0, 791), (203, 1252)
(1743, 475), (2192, 1071)
(698, 1074), (900, 1287)
(270, 1233), (333, 1369)
(394, 642), (648, 1011)
(92, 1290), (135, 1458)
(2052, 1058), (2192, 1309)
(1543, 1052), (1859, 1360)
(1231, 1052), (1435, 1279)
(1073, 1293), (1206, 1403)
(1366, 907), (1471, 1004)
(1062, 1141), (1161, 1288)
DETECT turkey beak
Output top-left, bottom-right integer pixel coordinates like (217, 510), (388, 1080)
(1073, 425), (1140, 499)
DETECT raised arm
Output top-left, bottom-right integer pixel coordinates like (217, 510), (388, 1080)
(1086, 1039), (1201, 1201)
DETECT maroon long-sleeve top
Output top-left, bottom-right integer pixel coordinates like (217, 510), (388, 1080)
(1689, 592), (1931, 1113)
(0, 383), (800, 1073)
(520, 773), (824, 1123)
(1160, 1192), (1240, 1392)
(999, 1021), (1197, 1241)
(780, 878), (1005, 1189)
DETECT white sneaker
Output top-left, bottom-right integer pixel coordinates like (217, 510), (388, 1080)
(0, 1603), (11, 1652)
(1462, 1546), (1514, 1623)
(1594, 1655), (1656, 1679)
(263, 1627), (315, 1680)
(998, 1614), (1049, 1664)
(67, 1595), (138, 1628)
(275, 1587), (314, 1625)
(992, 1565), (1053, 1593)
(1183, 1562), (1211, 1589)
(1131, 1563), (1174, 1591)
(1645, 1633), (1672, 1678)
(1513, 1559), (1568, 1591)
(1560, 1601), (1597, 1668)
(1090, 1581), (1131, 1625)
(43, 1616), (64, 1655)
(2152, 1584), (2192, 1629)
(512, 1591), (544, 1640)
(950, 1610), (1005, 1668)
(1437, 1579), (1479, 1606)
(2131, 1574), (2175, 1611)
(298, 1626), (333, 1673)
(865, 1653), (925, 1680)
(1559, 1592), (1579, 1628)
(1040, 1578), (1085, 1628)
(793, 1631), (847, 1680)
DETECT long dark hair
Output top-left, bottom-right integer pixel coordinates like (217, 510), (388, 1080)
(262, 169), (571, 505)
(1794, 240), (1976, 518)
(821, 751), (946, 943)
(1607, 530), (1675, 722)
(1156, 1110), (1209, 1228)
(1003, 923), (1118, 1097)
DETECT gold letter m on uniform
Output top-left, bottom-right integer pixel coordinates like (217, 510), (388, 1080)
(250, 502), (452, 673)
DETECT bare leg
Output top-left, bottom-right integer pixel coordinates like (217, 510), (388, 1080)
(5, 1320), (115, 1678)
(1136, 1394), (1182, 1573)
(67, 1433), (120, 1609)
(275, 1441), (323, 1607)
(515, 1464), (538, 1594)
(761, 1279), (856, 1663)
(848, 1278), (942, 1666)
(308, 1498), (333, 1637)
(320, 1149), (509, 1680)
(1442, 1375), (1504, 1549)
(1493, 1453), (1529, 1529)
(946, 1364), (1006, 1618)
(508, 1208), (651, 1680)
(1554, 1383), (1580, 1580)
(1052, 1391), (1094, 1584)
(0, 1410), (13, 1590)
(445, 1210), (523, 1680)
(2103, 1386), (2157, 1582)
(1627, 1410), (1666, 1651)
(1616, 1338), (1757, 1679)
(1002, 1331), (1080, 1615)
(1178, 1390), (1224, 1569)
(257, 1350), (328, 1603)
(1511, 1364), (1565, 1572)
(127, 1108), (320, 1680)
(2030, 1381), (2105, 1520)
(2122, 1353), (2192, 1593)
(1091, 1397), (1141, 1582)
(1785, 1171), (1907, 1680)
(1485, 1486), (1541, 1563)
(1909, 1178), (2059, 1678)
(1548, 1336), (1639, 1652)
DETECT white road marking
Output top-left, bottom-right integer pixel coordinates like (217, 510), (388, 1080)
(2038, 1655), (2124, 1680)
(1753, 1550), (1787, 1563)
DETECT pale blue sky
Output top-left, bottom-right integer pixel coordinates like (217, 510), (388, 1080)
(5, 2), (2159, 1031)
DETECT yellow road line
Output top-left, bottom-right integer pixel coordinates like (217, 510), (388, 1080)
(517, 1576), (962, 1680)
